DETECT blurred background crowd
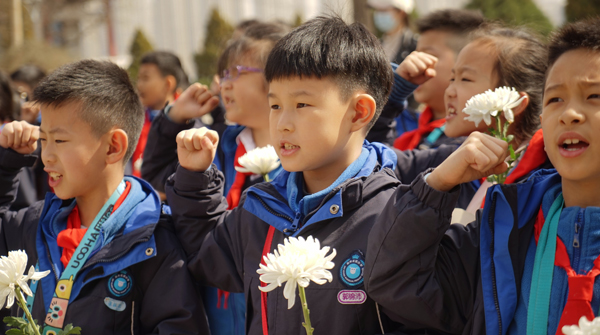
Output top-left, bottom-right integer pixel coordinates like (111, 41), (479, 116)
(0, 0), (597, 87)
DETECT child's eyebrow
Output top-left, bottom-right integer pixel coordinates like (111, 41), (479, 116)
(579, 81), (600, 89)
(544, 83), (564, 93)
(38, 127), (68, 135)
(457, 66), (477, 75)
(290, 90), (313, 97)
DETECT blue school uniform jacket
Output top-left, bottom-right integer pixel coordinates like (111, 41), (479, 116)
(0, 147), (208, 334)
(365, 169), (600, 335)
(166, 141), (411, 335)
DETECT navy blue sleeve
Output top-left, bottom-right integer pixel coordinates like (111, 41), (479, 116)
(388, 63), (419, 107)
(365, 171), (481, 333)
(165, 164), (245, 293)
(0, 147), (40, 254)
(141, 111), (195, 193)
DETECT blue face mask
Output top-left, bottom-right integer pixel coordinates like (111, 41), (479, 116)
(374, 11), (398, 33)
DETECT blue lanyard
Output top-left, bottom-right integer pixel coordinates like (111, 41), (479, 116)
(526, 193), (563, 335)
(25, 181), (125, 333)
(418, 125), (445, 150)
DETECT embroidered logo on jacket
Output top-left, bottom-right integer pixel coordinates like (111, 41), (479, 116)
(339, 250), (365, 288)
(108, 271), (133, 297)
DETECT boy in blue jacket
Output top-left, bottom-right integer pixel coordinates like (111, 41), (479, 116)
(0, 60), (208, 334)
(165, 16), (407, 335)
(365, 18), (600, 335)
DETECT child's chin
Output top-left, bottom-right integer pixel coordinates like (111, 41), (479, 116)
(53, 190), (73, 200)
(279, 162), (301, 173)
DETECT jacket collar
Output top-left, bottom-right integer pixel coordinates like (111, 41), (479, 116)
(243, 141), (398, 236)
(35, 176), (161, 310)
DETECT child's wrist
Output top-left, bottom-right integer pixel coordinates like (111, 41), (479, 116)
(165, 104), (187, 124)
(426, 169), (456, 192)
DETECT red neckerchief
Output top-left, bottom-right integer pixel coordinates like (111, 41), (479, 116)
(481, 129), (547, 208)
(394, 106), (446, 150)
(131, 111), (152, 177)
(534, 207), (600, 333)
(505, 129), (546, 184)
(226, 142), (253, 210)
(131, 93), (180, 177)
(56, 181), (131, 268)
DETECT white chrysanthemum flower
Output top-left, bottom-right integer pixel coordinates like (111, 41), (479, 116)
(495, 87), (526, 124)
(463, 86), (526, 127)
(563, 316), (600, 335)
(0, 250), (50, 308)
(235, 145), (281, 176)
(257, 236), (336, 309)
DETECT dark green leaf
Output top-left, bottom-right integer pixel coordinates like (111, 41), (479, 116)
(5, 329), (25, 335)
(3, 317), (28, 328)
(509, 145), (516, 160)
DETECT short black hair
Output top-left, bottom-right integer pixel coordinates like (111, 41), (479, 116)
(0, 71), (14, 123)
(218, 21), (291, 77)
(416, 9), (486, 54)
(33, 60), (144, 163)
(548, 17), (600, 69)
(265, 16), (393, 132)
(140, 51), (187, 89)
(10, 65), (46, 94)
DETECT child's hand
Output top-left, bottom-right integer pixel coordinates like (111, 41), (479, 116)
(176, 128), (219, 172)
(396, 51), (438, 85)
(169, 83), (220, 124)
(0, 121), (39, 155)
(427, 132), (509, 192)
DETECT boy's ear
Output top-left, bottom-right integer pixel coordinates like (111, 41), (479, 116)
(106, 128), (128, 165)
(166, 75), (177, 94)
(349, 93), (377, 133)
(513, 92), (530, 116)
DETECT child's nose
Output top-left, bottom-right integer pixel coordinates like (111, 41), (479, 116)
(559, 105), (586, 125)
(445, 83), (457, 99)
(276, 109), (294, 133)
(41, 145), (56, 165)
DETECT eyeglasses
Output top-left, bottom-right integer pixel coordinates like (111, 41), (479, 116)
(220, 65), (263, 82)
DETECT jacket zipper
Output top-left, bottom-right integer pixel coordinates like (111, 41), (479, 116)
(488, 192), (502, 335)
(250, 194), (294, 223)
(573, 209), (584, 273)
(44, 240), (59, 281)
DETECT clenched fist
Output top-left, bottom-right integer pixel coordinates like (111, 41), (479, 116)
(396, 51), (438, 86)
(168, 83), (220, 124)
(176, 128), (219, 172)
(427, 132), (510, 192)
(0, 121), (39, 155)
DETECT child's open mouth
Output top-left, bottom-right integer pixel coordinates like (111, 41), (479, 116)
(559, 137), (589, 157)
(446, 106), (457, 121)
(280, 142), (300, 156)
(48, 172), (63, 187)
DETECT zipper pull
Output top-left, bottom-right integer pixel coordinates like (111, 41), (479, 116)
(574, 223), (580, 248)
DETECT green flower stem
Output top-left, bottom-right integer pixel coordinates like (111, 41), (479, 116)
(298, 286), (314, 335)
(263, 174), (270, 183)
(486, 114), (522, 184)
(15, 286), (41, 335)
